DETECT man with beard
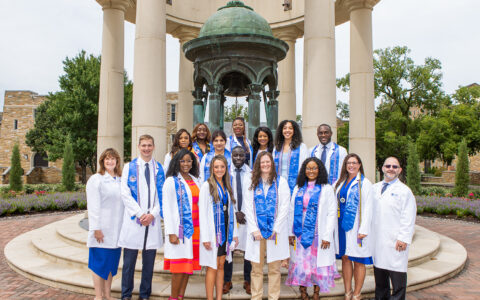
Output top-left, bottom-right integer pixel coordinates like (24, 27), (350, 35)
(371, 157), (416, 300)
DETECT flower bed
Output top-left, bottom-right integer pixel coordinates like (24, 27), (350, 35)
(0, 192), (86, 216)
(416, 196), (480, 218)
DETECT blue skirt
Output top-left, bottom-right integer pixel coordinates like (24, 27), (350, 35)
(335, 221), (373, 265)
(88, 247), (121, 280)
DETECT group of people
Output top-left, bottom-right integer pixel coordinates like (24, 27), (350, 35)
(86, 118), (417, 300)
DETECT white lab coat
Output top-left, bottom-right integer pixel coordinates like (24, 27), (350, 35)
(289, 183), (337, 267)
(243, 176), (291, 264)
(334, 174), (374, 259)
(199, 181), (238, 269)
(310, 141), (348, 186)
(162, 174), (201, 260)
(86, 173), (124, 248)
(163, 152), (172, 174)
(118, 157), (164, 250)
(230, 164), (252, 251)
(226, 135), (253, 168)
(272, 143), (310, 181)
(371, 179), (417, 272)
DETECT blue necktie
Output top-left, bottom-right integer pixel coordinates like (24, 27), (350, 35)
(381, 182), (389, 194)
(235, 168), (243, 211)
(321, 145), (327, 165)
(145, 162), (151, 209)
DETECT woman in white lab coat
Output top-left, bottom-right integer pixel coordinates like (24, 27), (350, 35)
(334, 154), (374, 300)
(286, 157), (339, 300)
(163, 149), (201, 300)
(199, 155), (238, 300)
(86, 148), (124, 300)
(243, 151), (291, 300)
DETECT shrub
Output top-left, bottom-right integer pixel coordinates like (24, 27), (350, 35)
(62, 137), (76, 191)
(9, 144), (23, 192)
(0, 192), (86, 216)
(454, 140), (469, 197)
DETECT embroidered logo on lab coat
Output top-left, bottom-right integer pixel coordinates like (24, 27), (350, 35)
(129, 175), (137, 182)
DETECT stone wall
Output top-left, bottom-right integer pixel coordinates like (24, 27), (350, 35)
(439, 171), (480, 185)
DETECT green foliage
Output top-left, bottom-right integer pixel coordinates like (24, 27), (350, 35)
(296, 115), (302, 122)
(26, 50), (133, 181)
(337, 123), (349, 150)
(452, 84), (480, 105)
(124, 79), (133, 161)
(9, 144), (23, 192)
(224, 103), (248, 122)
(62, 137), (76, 191)
(406, 142), (421, 194)
(454, 140), (470, 197)
(336, 101), (349, 119)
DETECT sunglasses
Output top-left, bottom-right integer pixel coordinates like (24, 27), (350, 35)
(384, 165), (400, 169)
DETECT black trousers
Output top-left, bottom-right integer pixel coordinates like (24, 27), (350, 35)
(224, 258), (252, 283)
(121, 248), (157, 299)
(374, 266), (407, 300)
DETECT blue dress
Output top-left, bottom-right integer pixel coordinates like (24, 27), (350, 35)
(336, 177), (373, 264)
(88, 247), (122, 280)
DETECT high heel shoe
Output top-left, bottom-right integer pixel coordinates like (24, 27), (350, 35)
(312, 285), (320, 300)
(352, 293), (362, 300)
(299, 286), (309, 300)
(344, 290), (353, 300)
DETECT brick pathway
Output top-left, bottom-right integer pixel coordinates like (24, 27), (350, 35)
(1, 213), (479, 299)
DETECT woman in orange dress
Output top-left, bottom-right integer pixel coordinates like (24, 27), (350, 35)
(163, 149), (201, 300)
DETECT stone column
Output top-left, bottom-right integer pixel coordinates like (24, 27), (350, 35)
(273, 27), (301, 123)
(266, 90), (280, 137)
(192, 87), (206, 125)
(207, 84), (223, 133)
(302, 0), (337, 148)
(131, 0), (167, 159)
(172, 26), (199, 132)
(97, 0), (130, 165)
(247, 84), (263, 140)
(347, 0), (376, 181)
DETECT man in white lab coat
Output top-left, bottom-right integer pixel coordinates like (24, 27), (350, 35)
(118, 135), (165, 300)
(310, 124), (347, 186)
(371, 157), (417, 300)
(223, 146), (252, 295)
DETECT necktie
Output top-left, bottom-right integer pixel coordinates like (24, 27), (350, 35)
(145, 162), (151, 209)
(235, 168), (243, 211)
(381, 182), (389, 195)
(321, 145), (327, 165)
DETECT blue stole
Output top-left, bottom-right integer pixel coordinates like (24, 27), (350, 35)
(173, 176), (194, 240)
(254, 177), (280, 239)
(293, 183), (322, 249)
(192, 141), (210, 161)
(311, 143), (340, 185)
(274, 146), (300, 195)
(127, 158), (165, 222)
(229, 135), (253, 166)
(203, 149), (231, 182)
(213, 180), (235, 248)
(341, 174), (364, 232)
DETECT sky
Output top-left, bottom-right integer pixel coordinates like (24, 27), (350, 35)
(1, 0), (479, 114)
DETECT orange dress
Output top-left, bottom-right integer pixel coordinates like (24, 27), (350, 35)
(164, 179), (201, 274)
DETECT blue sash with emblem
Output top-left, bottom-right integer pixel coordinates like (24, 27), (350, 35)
(127, 158), (165, 221)
(293, 184), (322, 248)
(174, 176), (194, 240)
(203, 149), (231, 181)
(311, 143), (340, 185)
(213, 180), (235, 248)
(192, 141), (210, 161)
(274, 146), (300, 195)
(254, 177), (279, 239)
(341, 174), (364, 231)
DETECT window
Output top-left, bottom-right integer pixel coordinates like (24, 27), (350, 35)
(171, 104), (176, 122)
(14, 119), (18, 130)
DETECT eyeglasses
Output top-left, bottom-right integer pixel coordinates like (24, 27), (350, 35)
(346, 162), (359, 165)
(180, 160), (193, 164)
(384, 165), (399, 169)
(306, 167), (318, 172)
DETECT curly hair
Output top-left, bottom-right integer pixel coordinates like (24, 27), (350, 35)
(274, 120), (303, 151)
(170, 129), (193, 156)
(192, 123), (211, 145)
(296, 157), (328, 187)
(166, 148), (199, 178)
(250, 151), (277, 190)
(335, 153), (365, 191)
(252, 126), (274, 160)
(207, 155), (235, 204)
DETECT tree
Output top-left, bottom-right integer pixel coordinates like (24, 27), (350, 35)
(337, 46), (448, 171)
(26, 51), (133, 182)
(224, 103), (248, 122)
(337, 123), (349, 150)
(62, 137), (76, 191)
(9, 144), (23, 191)
(336, 101), (349, 119)
(452, 84), (480, 105)
(406, 142), (421, 195)
(454, 139), (469, 197)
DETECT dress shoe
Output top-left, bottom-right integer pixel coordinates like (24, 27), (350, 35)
(243, 280), (251, 295)
(223, 281), (233, 294)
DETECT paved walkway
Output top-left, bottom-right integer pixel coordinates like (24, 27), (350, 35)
(1, 212), (479, 299)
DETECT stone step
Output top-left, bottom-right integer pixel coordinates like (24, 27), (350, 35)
(5, 213), (467, 299)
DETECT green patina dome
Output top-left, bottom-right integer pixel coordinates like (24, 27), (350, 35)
(199, 1), (273, 38)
